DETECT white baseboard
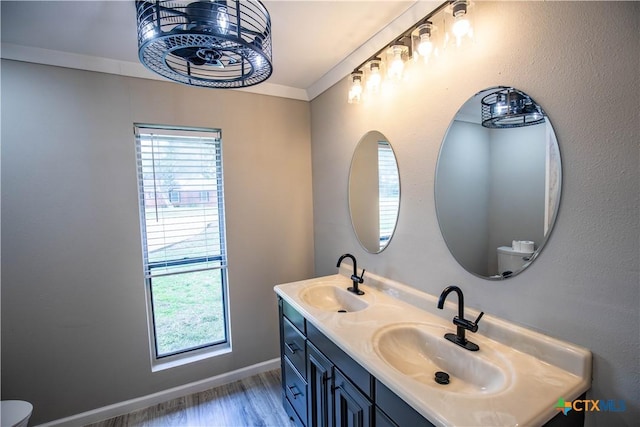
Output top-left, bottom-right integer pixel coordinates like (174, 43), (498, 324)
(36, 358), (281, 427)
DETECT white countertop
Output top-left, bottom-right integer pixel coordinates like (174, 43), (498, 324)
(274, 271), (591, 427)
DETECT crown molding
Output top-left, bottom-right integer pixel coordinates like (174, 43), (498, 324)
(0, 43), (310, 101)
(1, 2), (444, 103)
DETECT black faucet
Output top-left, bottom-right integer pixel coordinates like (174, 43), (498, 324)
(437, 285), (484, 351)
(336, 253), (365, 295)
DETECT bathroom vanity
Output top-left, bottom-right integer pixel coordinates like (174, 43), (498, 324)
(274, 272), (591, 427)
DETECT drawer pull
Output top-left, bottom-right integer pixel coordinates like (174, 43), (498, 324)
(287, 384), (302, 398)
(285, 342), (300, 353)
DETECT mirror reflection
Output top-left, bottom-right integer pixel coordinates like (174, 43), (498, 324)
(349, 131), (400, 253)
(435, 87), (561, 279)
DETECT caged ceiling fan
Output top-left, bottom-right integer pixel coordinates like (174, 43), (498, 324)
(136, 0), (273, 88)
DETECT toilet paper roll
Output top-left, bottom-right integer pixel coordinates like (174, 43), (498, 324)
(512, 240), (522, 251)
(520, 241), (535, 253)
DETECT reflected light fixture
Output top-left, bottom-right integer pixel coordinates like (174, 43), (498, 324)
(136, 0), (273, 88)
(481, 87), (546, 128)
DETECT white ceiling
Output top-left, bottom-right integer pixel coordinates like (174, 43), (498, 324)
(0, 0), (444, 100)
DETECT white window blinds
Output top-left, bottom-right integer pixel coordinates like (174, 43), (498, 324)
(378, 141), (400, 249)
(135, 125), (226, 277)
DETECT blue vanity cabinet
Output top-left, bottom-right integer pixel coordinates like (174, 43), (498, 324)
(278, 297), (584, 427)
(279, 298), (408, 427)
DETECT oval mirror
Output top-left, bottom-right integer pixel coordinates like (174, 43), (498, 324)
(435, 87), (562, 279)
(349, 131), (400, 253)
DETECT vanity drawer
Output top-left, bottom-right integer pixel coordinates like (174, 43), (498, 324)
(283, 316), (306, 376)
(284, 356), (308, 423)
(283, 300), (306, 335)
(283, 395), (305, 427)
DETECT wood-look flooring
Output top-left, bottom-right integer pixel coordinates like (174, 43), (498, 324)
(87, 369), (294, 427)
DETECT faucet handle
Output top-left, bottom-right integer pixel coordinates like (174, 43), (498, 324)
(455, 311), (484, 333)
(469, 311), (484, 333)
(351, 268), (365, 284)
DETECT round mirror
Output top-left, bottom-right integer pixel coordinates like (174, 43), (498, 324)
(435, 87), (562, 279)
(349, 131), (400, 253)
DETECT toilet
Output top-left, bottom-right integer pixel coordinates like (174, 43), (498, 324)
(497, 246), (533, 276)
(1, 401), (32, 427)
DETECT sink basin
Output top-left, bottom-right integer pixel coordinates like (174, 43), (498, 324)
(300, 284), (369, 313)
(373, 323), (510, 395)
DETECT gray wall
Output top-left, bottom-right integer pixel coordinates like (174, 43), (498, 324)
(487, 123), (547, 271)
(1, 61), (314, 423)
(435, 120), (491, 275)
(311, 2), (639, 426)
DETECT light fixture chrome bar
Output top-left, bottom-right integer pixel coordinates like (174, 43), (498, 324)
(349, 1), (451, 75)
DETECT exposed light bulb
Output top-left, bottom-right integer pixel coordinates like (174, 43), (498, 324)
(388, 45), (405, 80)
(450, 0), (472, 46)
(418, 35), (433, 57)
(416, 23), (434, 60)
(351, 80), (362, 97)
(367, 60), (382, 93)
(369, 69), (381, 88)
(348, 72), (363, 104)
(141, 22), (156, 42)
(216, 5), (229, 34)
(452, 16), (470, 44)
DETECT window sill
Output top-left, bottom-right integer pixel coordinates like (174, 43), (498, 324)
(151, 343), (232, 372)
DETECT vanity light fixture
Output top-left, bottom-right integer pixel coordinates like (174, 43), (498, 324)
(135, 0), (273, 88)
(348, 71), (364, 104)
(414, 22), (436, 62)
(366, 58), (382, 93)
(346, 1), (473, 104)
(450, 0), (473, 46)
(386, 39), (410, 80)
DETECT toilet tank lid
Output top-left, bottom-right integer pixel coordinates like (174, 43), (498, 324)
(1, 400), (33, 426)
(497, 246), (533, 255)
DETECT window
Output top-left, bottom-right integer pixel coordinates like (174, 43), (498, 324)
(168, 189), (180, 205)
(134, 124), (229, 365)
(378, 141), (400, 250)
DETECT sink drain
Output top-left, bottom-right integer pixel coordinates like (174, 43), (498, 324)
(337, 309), (347, 313)
(434, 371), (450, 385)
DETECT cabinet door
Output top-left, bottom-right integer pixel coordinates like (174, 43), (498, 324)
(333, 369), (373, 427)
(307, 342), (333, 427)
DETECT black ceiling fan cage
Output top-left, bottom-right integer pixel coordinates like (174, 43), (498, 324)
(136, 0), (273, 88)
(481, 87), (546, 128)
